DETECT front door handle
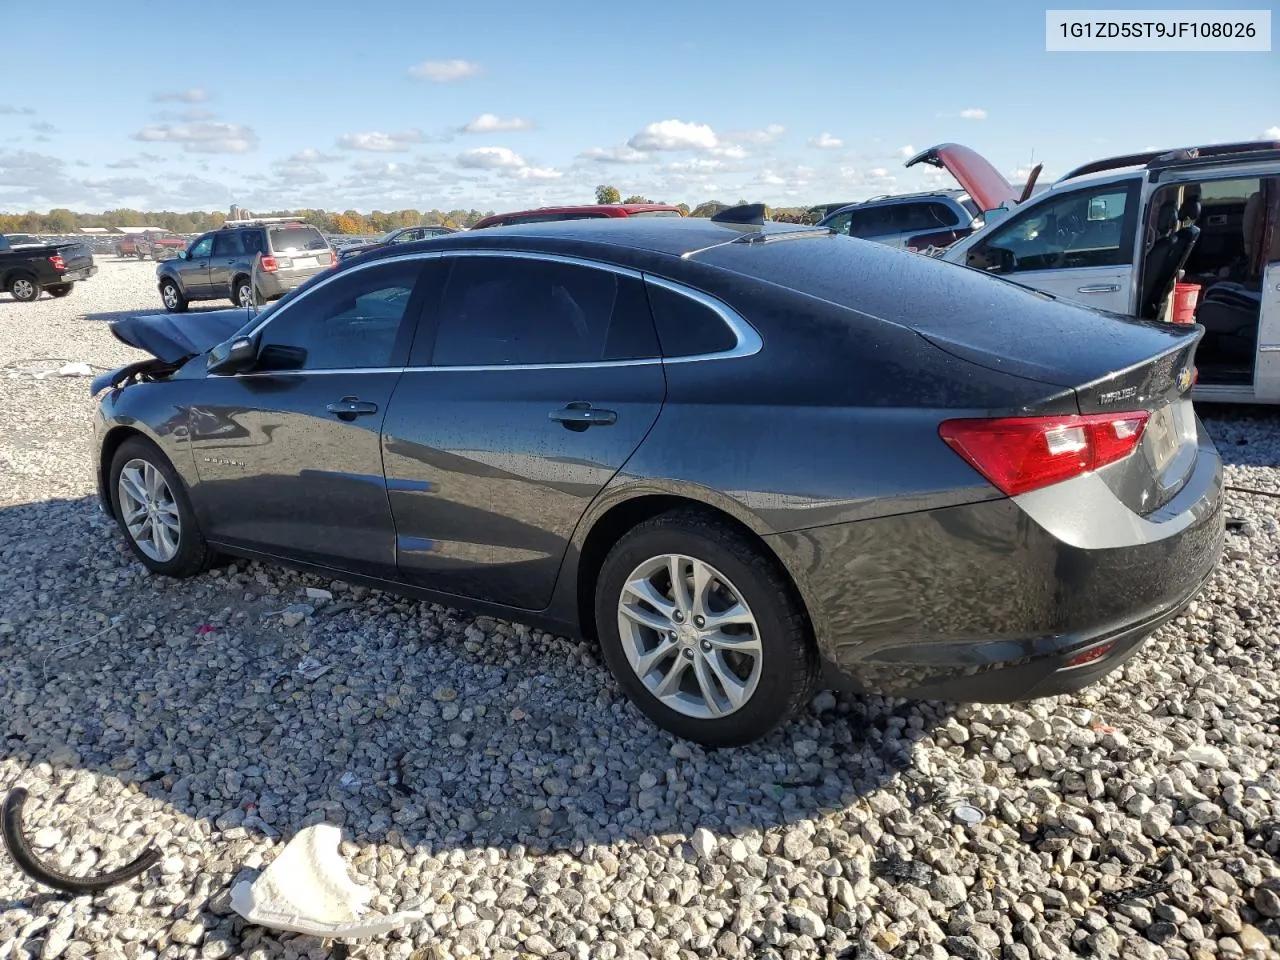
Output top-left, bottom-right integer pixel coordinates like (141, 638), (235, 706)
(1077, 284), (1121, 294)
(549, 401), (617, 431)
(326, 396), (379, 421)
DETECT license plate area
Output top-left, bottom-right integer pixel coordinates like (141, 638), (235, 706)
(289, 256), (317, 269)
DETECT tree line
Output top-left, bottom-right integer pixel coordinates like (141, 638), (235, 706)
(0, 190), (822, 236)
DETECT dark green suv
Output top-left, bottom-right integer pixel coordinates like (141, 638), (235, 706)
(155, 217), (336, 312)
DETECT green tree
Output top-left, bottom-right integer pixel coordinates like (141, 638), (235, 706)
(676, 203), (691, 216)
(595, 184), (621, 205)
(622, 194), (651, 204)
(690, 201), (727, 218)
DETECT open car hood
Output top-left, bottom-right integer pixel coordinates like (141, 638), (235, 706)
(110, 308), (250, 364)
(905, 143), (1020, 213)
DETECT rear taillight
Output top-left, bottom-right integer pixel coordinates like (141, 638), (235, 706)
(939, 412), (1150, 496)
(48, 254), (65, 271)
(259, 255), (278, 273)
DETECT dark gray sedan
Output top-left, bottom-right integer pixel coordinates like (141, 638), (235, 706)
(90, 211), (1224, 746)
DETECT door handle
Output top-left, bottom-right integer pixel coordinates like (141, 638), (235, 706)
(1077, 284), (1121, 294)
(549, 401), (617, 431)
(326, 396), (379, 421)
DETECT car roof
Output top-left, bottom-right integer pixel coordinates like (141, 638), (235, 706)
(821, 190), (972, 220)
(355, 216), (820, 265)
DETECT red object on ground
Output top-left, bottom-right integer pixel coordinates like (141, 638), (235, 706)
(1172, 282), (1201, 323)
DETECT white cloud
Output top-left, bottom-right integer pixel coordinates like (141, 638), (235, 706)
(667, 157), (724, 173)
(710, 144), (748, 160)
(461, 113), (534, 133)
(289, 148), (340, 163)
(628, 119), (719, 152)
(0, 105), (35, 116)
(1260, 126), (1280, 140)
(132, 121), (257, 154)
(515, 166), (563, 180)
(152, 88), (208, 103)
(408, 59), (480, 82)
(579, 145), (651, 164)
(156, 107), (217, 122)
(960, 107), (987, 120)
(31, 122), (58, 135)
(727, 123), (786, 144)
(756, 169), (786, 186)
(808, 132), (843, 149)
(336, 130), (423, 152)
(456, 146), (527, 170)
(897, 145), (915, 158)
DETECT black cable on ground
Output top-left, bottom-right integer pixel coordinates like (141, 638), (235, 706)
(1, 787), (161, 895)
(1225, 485), (1280, 500)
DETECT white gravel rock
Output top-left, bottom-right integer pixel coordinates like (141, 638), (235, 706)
(0, 260), (1278, 958)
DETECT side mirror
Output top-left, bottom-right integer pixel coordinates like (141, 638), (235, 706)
(177, 250), (188, 260)
(207, 336), (257, 375)
(256, 344), (308, 371)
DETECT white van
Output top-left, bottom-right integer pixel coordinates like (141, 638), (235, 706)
(911, 141), (1280, 404)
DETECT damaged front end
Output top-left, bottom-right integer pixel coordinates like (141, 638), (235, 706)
(90, 357), (184, 397)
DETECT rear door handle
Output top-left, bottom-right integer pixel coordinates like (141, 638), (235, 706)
(326, 396), (379, 421)
(549, 401), (617, 431)
(1077, 284), (1121, 293)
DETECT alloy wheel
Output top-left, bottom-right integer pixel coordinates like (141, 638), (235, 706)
(162, 285), (179, 309)
(117, 458), (181, 563)
(616, 554), (763, 719)
(12, 279), (35, 300)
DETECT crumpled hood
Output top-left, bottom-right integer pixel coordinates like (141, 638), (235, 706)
(110, 308), (250, 364)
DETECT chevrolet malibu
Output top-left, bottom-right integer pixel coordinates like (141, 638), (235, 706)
(90, 210), (1224, 747)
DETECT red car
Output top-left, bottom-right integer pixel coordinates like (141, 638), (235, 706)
(470, 203), (684, 229)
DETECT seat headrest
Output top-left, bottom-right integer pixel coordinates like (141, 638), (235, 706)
(1156, 200), (1178, 233)
(1179, 197), (1201, 222)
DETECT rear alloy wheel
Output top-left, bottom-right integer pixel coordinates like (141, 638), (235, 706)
(160, 279), (188, 313)
(109, 436), (212, 577)
(595, 510), (819, 747)
(46, 284), (73, 298)
(8, 275), (41, 302)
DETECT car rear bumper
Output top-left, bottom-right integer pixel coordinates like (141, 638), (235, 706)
(257, 266), (329, 300)
(771, 423), (1224, 704)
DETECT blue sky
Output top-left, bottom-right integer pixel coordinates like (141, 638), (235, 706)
(1, 0), (1275, 214)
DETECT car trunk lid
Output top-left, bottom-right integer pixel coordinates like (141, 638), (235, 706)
(904, 143), (1020, 213)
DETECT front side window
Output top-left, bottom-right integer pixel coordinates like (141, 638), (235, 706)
(254, 260), (423, 371)
(823, 211), (853, 236)
(189, 236), (213, 259)
(425, 256), (658, 366)
(965, 181), (1139, 273)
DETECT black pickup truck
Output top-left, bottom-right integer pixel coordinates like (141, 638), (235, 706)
(0, 234), (98, 301)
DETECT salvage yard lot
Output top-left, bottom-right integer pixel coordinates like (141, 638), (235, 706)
(1, 259), (1278, 960)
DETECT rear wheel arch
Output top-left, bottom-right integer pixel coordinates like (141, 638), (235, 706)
(573, 493), (813, 646)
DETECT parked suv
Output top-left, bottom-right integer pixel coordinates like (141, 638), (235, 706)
(156, 218), (335, 312)
(817, 190), (983, 251)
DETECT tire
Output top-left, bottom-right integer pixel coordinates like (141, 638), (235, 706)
(159, 279), (188, 313)
(108, 436), (213, 578)
(7, 274), (41, 302)
(46, 284), (73, 298)
(593, 509), (819, 747)
(231, 275), (253, 308)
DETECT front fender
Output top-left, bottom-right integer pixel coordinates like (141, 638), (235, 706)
(96, 383), (198, 508)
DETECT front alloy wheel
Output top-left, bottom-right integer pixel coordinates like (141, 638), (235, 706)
(117, 458), (181, 563)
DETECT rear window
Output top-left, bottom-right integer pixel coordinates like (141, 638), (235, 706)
(959, 197), (981, 220)
(644, 282), (736, 357)
(268, 226), (328, 253)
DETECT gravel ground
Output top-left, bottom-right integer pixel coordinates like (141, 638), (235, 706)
(1, 259), (1278, 960)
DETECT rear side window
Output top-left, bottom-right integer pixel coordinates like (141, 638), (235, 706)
(268, 226), (327, 253)
(846, 207), (894, 238)
(241, 230), (267, 255)
(423, 256), (659, 366)
(644, 282), (737, 357)
(897, 202), (962, 232)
